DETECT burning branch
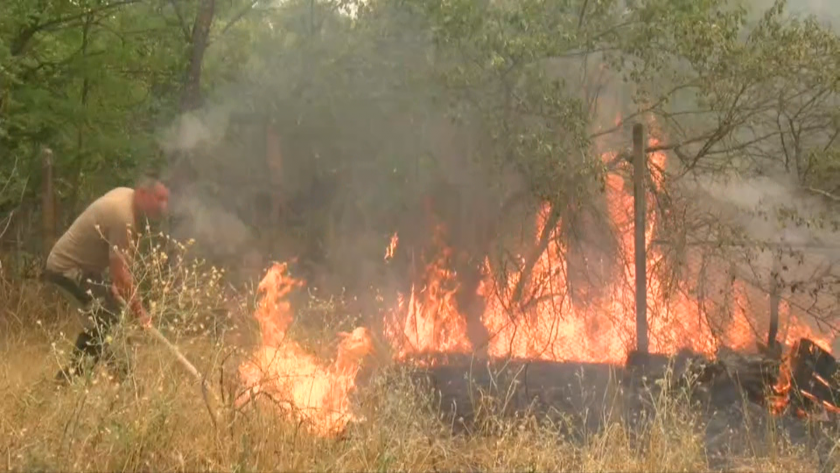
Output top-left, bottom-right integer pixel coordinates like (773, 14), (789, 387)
(509, 204), (560, 312)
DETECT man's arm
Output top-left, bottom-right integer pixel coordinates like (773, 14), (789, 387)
(109, 250), (140, 308)
(107, 224), (149, 325)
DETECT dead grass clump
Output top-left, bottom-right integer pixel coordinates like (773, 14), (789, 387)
(1, 321), (831, 472)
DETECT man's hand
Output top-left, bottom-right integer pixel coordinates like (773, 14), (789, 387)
(135, 304), (152, 328)
(109, 249), (152, 328)
(110, 283), (152, 328)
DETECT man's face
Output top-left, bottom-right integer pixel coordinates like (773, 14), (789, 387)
(137, 184), (170, 220)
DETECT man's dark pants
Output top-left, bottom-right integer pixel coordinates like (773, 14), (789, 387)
(43, 269), (125, 381)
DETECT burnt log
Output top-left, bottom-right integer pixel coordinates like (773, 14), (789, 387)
(788, 338), (840, 415)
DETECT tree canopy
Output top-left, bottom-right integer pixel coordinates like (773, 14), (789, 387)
(2, 0), (839, 305)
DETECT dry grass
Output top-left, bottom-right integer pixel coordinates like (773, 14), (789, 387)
(0, 237), (837, 472)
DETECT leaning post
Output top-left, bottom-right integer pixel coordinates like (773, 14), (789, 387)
(767, 253), (781, 355)
(41, 146), (56, 255)
(632, 123), (649, 355)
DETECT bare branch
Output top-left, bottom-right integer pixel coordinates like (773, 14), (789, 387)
(577, 0), (589, 29)
(168, 0), (193, 41)
(215, 0), (261, 39)
(589, 81), (702, 141)
(804, 186), (840, 203)
(0, 210), (13, 242)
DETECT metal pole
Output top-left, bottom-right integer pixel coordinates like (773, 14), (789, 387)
(633, 123), (649, 354)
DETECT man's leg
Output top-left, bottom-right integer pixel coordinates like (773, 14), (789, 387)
(69, 277), (124, 380)
(45, 270), (121, 383)
(43, 269), (93, 382)
(94, 283), (133, 381)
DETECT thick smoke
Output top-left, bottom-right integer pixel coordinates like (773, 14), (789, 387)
(680, 170), (840, 350)
(159, 107), (232, 155)
(157, 103), (263, 285)
(153, 0), (840, 350)
(153, 1), (522, 304)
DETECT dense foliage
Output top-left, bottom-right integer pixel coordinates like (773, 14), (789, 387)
(1, 0), (839, 293)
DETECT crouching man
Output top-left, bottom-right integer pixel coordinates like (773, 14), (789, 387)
(43, 177), (169, 384)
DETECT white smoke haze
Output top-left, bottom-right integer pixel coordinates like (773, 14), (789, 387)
(159, 103), (233, 155)
(154, 97), (265, 283)
(689, 173), (832, 244)
(149, 0), (840, 349)
(749, 0), (839, 28)
(170, 191), (252, 256)
(678, 169), (840, 351)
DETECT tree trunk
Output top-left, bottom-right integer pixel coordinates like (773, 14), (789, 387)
(166, 0), (216, 248)
(69, 13), (94, 218)
(180, 0), (215, 113)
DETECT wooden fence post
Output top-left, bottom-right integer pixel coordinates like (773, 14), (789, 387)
(767, 253), (781, 354)
(41, 146), (56, 255)
(633, 123), (649, 354)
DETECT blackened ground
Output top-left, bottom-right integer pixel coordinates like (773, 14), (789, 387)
(398, 353), (839, 472)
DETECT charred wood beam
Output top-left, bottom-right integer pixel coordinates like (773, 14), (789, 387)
(788, 339), (840, 414)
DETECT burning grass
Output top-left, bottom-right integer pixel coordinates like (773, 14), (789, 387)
(0, 263), (837, 472)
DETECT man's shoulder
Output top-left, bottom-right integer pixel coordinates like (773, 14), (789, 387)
(99, 187), (135, 202)
(93, 187), (134, 218)
(47, 187), (135, 274)
(87, 187), (135, 237)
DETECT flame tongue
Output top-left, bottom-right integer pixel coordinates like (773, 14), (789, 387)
(384, 224), (473, 361)
(382, 129), (832, 367)
(238, 263), (373, 437)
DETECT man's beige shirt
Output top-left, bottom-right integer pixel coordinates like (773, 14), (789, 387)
(46, 187), (136, 278)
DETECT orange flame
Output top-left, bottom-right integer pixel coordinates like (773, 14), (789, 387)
(472, 139), (736, 362)
(240, 116), (839, 433)
(385, 224), (473, 361)
(238, 263), (374, 437)
(383, 129), (832, 368)
(385, 232), (399, 261)
(769, 359), (793, 414)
